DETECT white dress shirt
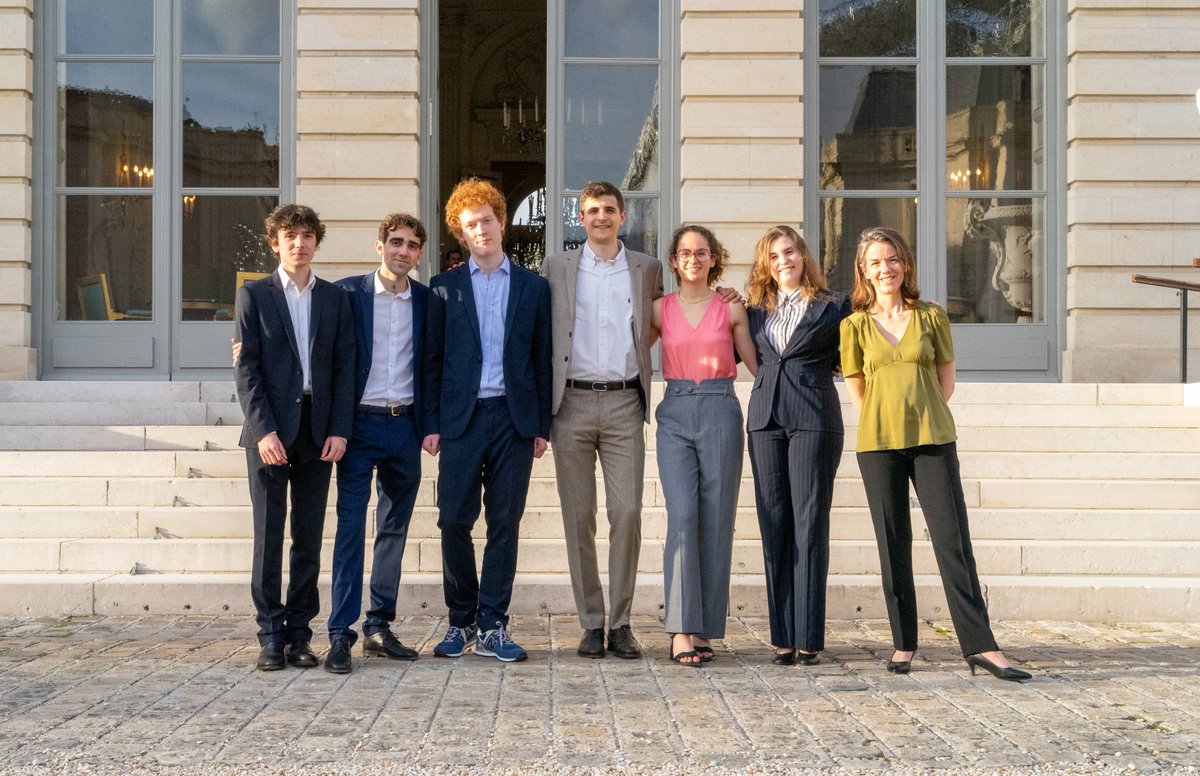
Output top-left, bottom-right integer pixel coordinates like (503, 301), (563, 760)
(567, 242), (637, 382)
(359, 271), (414, 407)
(277, 265), (315, 393)
(767, 289), (809, 355)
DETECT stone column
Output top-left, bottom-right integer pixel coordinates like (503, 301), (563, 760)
(0, 0), (34, 379)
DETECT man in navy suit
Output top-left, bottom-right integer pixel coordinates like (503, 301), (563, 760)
(427, 178), (552, 662)
(235, 204), (355, 671)
(321, 213), (445, 673)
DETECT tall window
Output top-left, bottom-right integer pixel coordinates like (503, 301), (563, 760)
(810, 1), (1050, 333)
(44, 0), (287, 372)
(553, 0), (668, 257)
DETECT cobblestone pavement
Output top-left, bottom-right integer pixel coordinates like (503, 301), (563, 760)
(0, 615), (1197, 775)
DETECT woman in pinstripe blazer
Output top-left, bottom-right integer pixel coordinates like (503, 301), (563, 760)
(745, 225), (852, 666)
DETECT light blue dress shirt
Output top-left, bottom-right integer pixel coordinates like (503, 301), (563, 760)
(470, 256), (510, 398)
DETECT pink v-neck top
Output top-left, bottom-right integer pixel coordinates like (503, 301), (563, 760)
(660, 293), (737, 382)
(839, 300), (957, 452)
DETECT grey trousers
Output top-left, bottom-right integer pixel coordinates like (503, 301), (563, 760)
(657, 378), (743, 639)
(551, 385), (645, 630)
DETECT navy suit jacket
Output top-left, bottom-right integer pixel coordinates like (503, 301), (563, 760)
(429, 262), (552, 441)
(335, 272), (444, 438)
(747, 291), (852, 434)
(234, 272), (355, 449)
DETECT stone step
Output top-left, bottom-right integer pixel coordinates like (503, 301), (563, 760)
(6, 536), (1196, 578)
(3, 447), (1198, 481)
(3, 506), (1198, 544)
(1, 570), (1195, 621)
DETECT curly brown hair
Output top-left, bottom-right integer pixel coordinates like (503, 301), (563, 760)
(850, 226), (921, 312)
(667, 224), (728, 287)
(378, 213), (427, 246)
(265, 204), (325, 246)
(746, 225), (826, 314)
(444, 178), (507, 241)
(579, 180), (624, 212)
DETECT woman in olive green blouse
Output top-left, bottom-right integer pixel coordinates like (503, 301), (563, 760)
(839, 227), (1031, 683)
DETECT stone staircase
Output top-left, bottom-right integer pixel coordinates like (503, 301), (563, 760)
(0, 381), (1197, 620)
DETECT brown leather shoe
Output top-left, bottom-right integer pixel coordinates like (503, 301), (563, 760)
(607, 625), (642, 659)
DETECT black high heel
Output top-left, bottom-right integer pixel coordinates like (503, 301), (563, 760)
(886, 651), (912, 674)
(965, 653), (1031, 682)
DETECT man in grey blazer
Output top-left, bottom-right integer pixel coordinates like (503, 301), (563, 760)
(544, 181), (662, 659)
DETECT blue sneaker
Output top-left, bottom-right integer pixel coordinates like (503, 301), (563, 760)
(433, 624), (477, 658)
(475, 623), (528, 663)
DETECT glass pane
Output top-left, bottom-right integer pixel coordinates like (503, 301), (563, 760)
(506, 188), (547, 274)
(58, 63), (154, 188)
(820, 66), (917, 191)
(818, 196), (917, 295)
(946, 65), (1042, 191)
(820, 0), (916, 57)
(183, 0), (281, 56)
(63, 0), (152, 55)
(57, 195), (152, 321)
(947, 197), (1043, 323)
(565, 0), (658, 59)
(181, 195), (277, 322)
(563, 64), (659, 191)
(182, 63), (280, 187)
(947, 0), (1042, 57)
(563, 195), (659, 258)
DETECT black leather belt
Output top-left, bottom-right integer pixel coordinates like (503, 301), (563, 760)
(357, 403), (413, 416)
(476, 396), (507, 408)
(567, 378), (639, 392)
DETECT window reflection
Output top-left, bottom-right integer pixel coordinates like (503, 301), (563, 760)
(564, 64), (659, 191)
(58, 63), (154, 188)
(563, 195), (658, 258)
(947, 0), (1041, 57)
(182, 63), (280, 187)
(183, 0), (280, 55)
(946, 65), (1040, 191)
(819, 196), (917, 294)
(181, 195), (277, 321)
(820, 66), (917, 191)
(565, 0), (658, 59)
(63, 0), (152, 55)
(57, 195), (153, 321)
(819, 0), (916, 57)
(947, 198), (1042, 323)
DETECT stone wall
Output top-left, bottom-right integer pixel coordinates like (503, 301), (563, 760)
(295, 0), (423, 277)
(0, 0), (34, 380)
(678, 0), (804, 289)
(1064, 0), (1200, 381)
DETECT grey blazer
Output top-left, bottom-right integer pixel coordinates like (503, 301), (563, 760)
(544, 244), (664, 422)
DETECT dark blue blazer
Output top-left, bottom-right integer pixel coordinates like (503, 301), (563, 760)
(234, 272), (356, 448)
(429, 262), (552, 441)
(747, 291), (852, 434)
(334, 272), (444, 438)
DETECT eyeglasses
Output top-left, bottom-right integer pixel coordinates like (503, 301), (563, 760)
(675, 250), (711, 261)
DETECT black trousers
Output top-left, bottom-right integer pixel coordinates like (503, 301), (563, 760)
(247, 399), (333, 646)
(856, 442), (998, 656)
(748, 423), (842, 651)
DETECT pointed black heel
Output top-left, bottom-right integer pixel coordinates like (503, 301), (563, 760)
(886, 651), (912, 674)
(965, 653), (1031, 682)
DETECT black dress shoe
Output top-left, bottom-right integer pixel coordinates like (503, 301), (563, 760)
(325, 638), (352, 674)
(607, 625), (642, 659)
(797, 650), (821, 666)
(887, 650), (913, 674)
(965, 653), (1031, 682)
(285, 640), (319, 668)
(256, 642), (285, 671)
(363, 630), (418, 660)
(577, 628), (606, 658)
(772, 649), (796, 666)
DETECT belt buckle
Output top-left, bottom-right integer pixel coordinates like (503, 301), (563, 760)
(389, 404), (402, 416)
(591, 381), (608, 392)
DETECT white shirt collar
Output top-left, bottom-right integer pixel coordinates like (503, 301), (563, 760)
(373, 270), (412, 299)
(276, 265), (315, 291)
(581, 240), (626, 266)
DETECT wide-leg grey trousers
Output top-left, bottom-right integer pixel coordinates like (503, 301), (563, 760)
(656, 378), (744, 639)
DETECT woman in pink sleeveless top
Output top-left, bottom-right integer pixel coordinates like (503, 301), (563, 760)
(651, 224), (757, 666)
